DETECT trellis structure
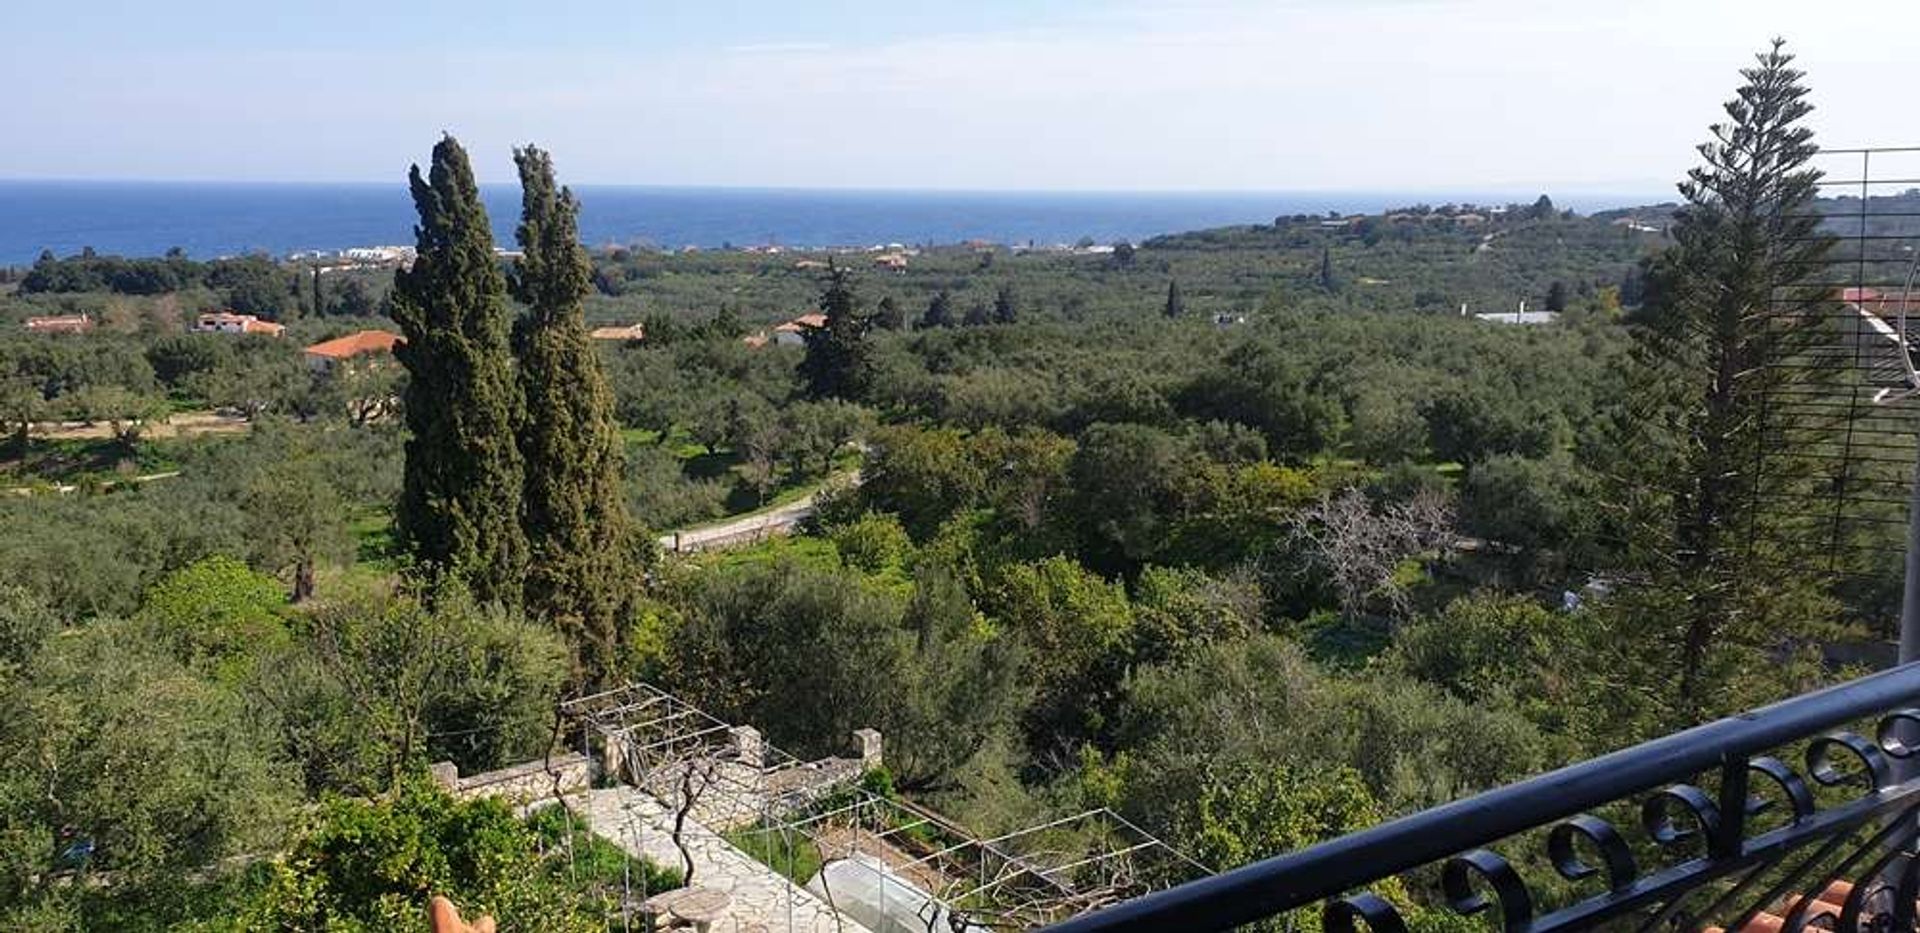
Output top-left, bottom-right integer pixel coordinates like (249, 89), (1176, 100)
(559, 683), (1206, 931)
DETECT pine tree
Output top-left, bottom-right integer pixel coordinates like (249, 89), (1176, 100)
(705, 305), (745, 340)
(390, 136), (528, 608)
(875, 295), (905, 331)
(1163, 279), (1186, 319)
(918, 289), (956, 329)
(1545, 280), (1570, 313)
(509, 145), (633, 683)
(1597, 40), (1839, 726)
(800, 265), (875, 401)
(1528, 194), (1557, 220)
(992, 286), (1018, 325)
(1619, 263), (1648, 307)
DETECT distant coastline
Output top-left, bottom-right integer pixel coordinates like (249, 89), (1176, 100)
(0, 180), (1663, 265)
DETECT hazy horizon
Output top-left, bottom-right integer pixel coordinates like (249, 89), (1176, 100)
(0, 181), (1671, 264)
(0, 177), (1675, 204)
(8, 0), (1916, 192)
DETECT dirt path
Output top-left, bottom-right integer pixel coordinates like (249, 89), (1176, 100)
(28, 411), (251, 440)
(2, 470), (183, 497)
(658, 471), (861, 554)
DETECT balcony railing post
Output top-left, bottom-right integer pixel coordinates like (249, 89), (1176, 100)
(1710, 753), (1749, 860)
(1898, 436), (1920, 788)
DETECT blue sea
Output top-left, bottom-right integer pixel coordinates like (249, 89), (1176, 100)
(0, 180), (1651, 264)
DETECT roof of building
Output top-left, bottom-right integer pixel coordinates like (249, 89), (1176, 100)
(197, 310), (286, 335)
(1839, 288), (1920, 318)
(25, 314), (92, 332)
(590, 324), (646, 341)
(305, 329), (404, 359)
(774, 312), (828, 333)
(1842, 287), (1920, 304)
(1474, 310), (1559, 325)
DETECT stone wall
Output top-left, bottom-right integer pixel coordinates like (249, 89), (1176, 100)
(430, 752), (592, 804)
(602, 727), (884, 832)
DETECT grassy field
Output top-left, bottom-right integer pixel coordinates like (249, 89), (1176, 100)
(1, 435), (182, 487)
(723, 825), (824, 886)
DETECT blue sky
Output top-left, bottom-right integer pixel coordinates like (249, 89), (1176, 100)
(7, 0), (1916, 193)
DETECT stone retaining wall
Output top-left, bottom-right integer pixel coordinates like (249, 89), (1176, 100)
(430, 752), (592, 804)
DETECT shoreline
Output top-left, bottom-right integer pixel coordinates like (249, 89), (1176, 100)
(0, 182), (1668, 266)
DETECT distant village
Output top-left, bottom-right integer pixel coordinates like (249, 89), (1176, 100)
(15, 235), (1129, 353)
(15, 200), (1683, 353)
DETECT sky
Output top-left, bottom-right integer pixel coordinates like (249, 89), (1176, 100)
(5, 0), (1916, 194)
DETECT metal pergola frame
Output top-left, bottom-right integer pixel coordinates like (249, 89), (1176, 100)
(559, 682), (1206, 931)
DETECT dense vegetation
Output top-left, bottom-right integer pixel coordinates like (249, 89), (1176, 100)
(0, 42), (1895, 932)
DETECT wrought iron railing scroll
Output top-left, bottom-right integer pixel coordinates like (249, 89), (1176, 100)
(1044, 661), (1920, 933)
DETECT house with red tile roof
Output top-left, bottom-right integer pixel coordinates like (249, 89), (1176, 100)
(304, 329), (403, 371)
(772, 312), (826, 346)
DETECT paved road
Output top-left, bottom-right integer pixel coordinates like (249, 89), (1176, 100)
(658, 471), (861, 554)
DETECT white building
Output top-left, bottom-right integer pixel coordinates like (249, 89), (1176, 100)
(193, 311), (285, 336)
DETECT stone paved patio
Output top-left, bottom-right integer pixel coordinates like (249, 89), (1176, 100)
(568, 786), (874, 933)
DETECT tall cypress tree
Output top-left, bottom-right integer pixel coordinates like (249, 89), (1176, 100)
(800, 266), (875, 401)
(1163, 279), (1186, 319)
(509, 145), (633, 683)
(390, 136), (528, 609)
(875, 295), (905, 331)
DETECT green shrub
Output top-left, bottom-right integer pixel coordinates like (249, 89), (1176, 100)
(832, 511), (913, 573)
(231, 778), (674, 932)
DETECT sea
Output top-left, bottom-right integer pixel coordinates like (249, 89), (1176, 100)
(0, 181), (1655, 265)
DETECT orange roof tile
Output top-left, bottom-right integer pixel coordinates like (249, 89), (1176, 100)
(305, 329), (403, 359)
(590, 324), (646, 341)
(25, 314), (93, 333)
(774, 313), (828, 333)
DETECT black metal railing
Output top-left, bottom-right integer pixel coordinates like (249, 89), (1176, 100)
(1043, 662), (1920, 932)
